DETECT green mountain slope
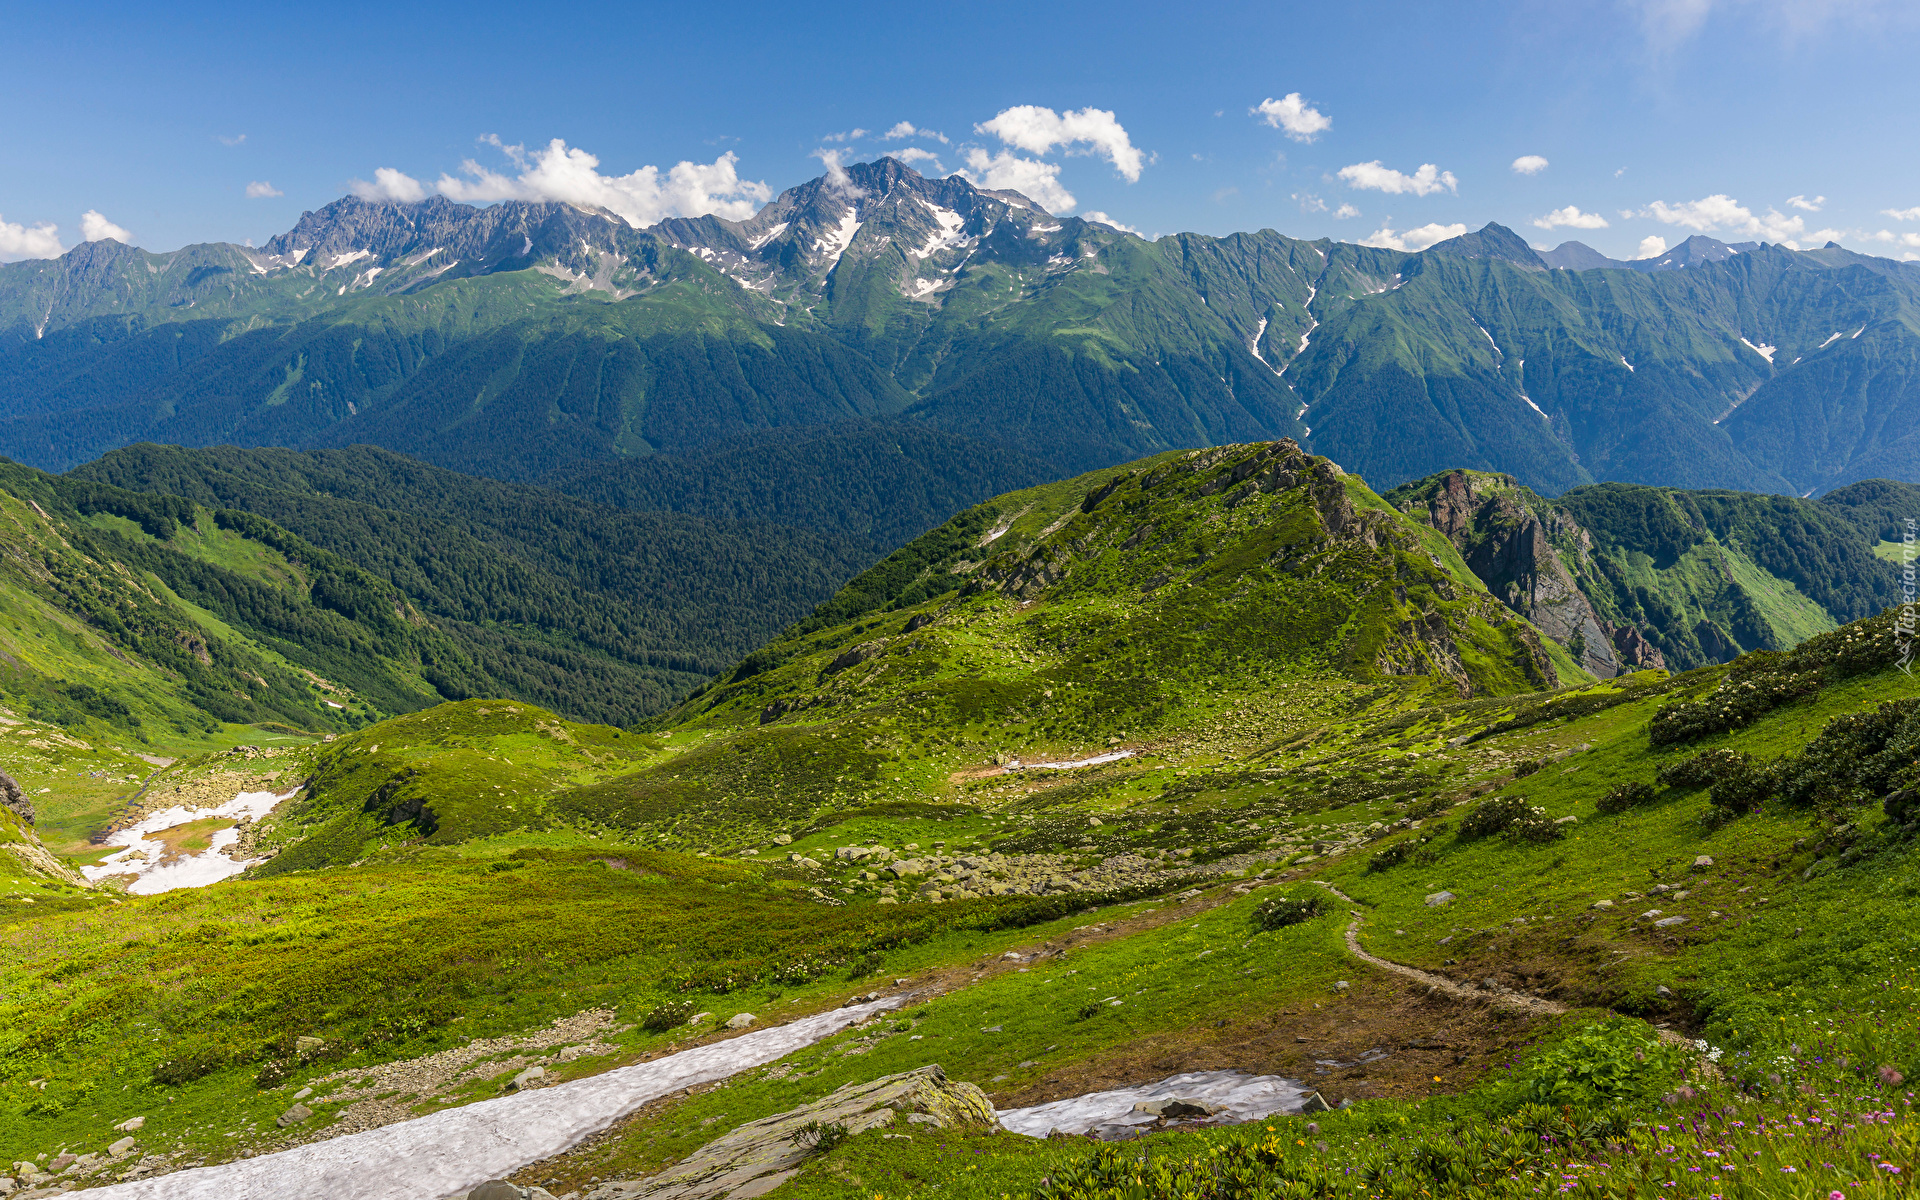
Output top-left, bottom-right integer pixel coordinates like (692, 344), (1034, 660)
(1388, 469), (1898, 674)
(4, 160), (1915, 498)
(66, 443), (881, 722)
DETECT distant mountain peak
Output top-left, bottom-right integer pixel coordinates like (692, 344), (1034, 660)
(1424, 223), (1549, 271)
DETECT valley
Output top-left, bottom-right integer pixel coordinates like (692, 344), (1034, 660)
(0, 440), (1912, 1200)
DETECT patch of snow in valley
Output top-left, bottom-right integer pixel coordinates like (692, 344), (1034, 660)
(910, 203), (967, 259)
(81, 999), (902, 1200)
(1620, 356), (1635, 373)
(1474, 323), (1500, 356)
(748, 221), (789, 250)
(1739, 337), (1776, 363)
(1249, 317), (1283, 377)
(1818, 330), (1844, 349)
(815, 207), (862, 267)
(81, 789), (292, 895)
(1852, 325), (1866, 339)
(1008, 750), (1136, 772)
(998, 1070), (1312, 1138)
(1520, 393), (1547, 417)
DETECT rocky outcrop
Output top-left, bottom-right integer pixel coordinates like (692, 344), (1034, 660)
(1395, 470), (1666, 678)
(585, 1065), (995, 1200)
(0, 773), (89, 888)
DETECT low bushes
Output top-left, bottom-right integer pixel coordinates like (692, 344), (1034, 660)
(1251, 891), (1326, 930)
(1595, 780), (1655, 814)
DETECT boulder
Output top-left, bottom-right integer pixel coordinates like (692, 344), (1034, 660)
(1590, 899), (1614, 909)
(1692, 855), (1714, 870)
(112, 1116), (145, 1132)
(1424, 891), (1455, 907)
(1653, 916), (1688, 928)
(772, 834), (792, 846)
(511, 1067), (546, 1090)
(726, 1013), (757, 1030)
(583, 1065), (994, 1200)
(295, 1035), (325, 1053)
(275, 1104), (312, 1128)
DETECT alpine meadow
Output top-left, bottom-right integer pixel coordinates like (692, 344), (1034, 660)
(4, 8), (1920, 1199)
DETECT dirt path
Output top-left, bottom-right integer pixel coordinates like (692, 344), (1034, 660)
(1308, 881), (1570, 1017)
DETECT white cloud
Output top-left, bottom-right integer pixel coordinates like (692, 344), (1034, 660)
(218, 133), (247, 147)
(1251, 94), (1331, 143)
(245, 180), (284, 199)
(1638, 193), (1817, 245)
(820, 129), (871, 143)
(1293, 193), (1327, 214)
(883, 121), (948, 144)
(1787, 194), (1824, 211)
(958, 148), (1075, 211)
(1634, 235), (1669, 259)
(426, 140), (771, 226)
(1532, 205), (1610, 230)
(79, 211), (132, 244)
(976, 105), (1144, 182)
(1511, 155), (1550, 175)
(1883, 206), (1920, 220)
(893, 147), (945, 173)
(1337, 161), (1458, 196)
(1080, 210), (1139, 234)
(1359, 221), (1467, 252)
(350, 167), (429, 202)
(0, 214), (62, 261)
(808, 147), (868, 198)
(1334, 203), (1360, 219)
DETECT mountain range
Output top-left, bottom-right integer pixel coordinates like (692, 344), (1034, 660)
(2, 158), (1916, 500)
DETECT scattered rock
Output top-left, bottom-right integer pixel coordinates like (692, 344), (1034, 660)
(689, 1012), (713, 1024)
(1424, 891), (1455, 907)
(1590, 899), (1614, 909)
(275, 1104), (312, 1128)
(1332, 981), (1349, 992)
(112, 1116), (145, 1132)
(583, 1065), (994, 1200)
(726, 1013), (757, 1030)
(1692, 855), (1714, 870)
(293, 1087), (313, 1101)
(772, 834), (792, 846)
(1299, 1091), (1333, 1114)
(511, 1067), (546, 1091)
(1655, 985), (1673, 999)
(1653, 916), (1688, 928)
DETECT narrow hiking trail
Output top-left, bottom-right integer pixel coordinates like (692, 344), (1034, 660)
(1309, 881), (1570, 1016)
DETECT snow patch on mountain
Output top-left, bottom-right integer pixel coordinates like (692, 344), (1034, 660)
(1739, 337), (1776, 363)
(816, 207), (861, 267)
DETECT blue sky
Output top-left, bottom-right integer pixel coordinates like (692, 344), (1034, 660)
(5, 0), (1919, 262)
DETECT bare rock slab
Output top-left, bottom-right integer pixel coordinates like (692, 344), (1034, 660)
(586, 1065), (994, 1200)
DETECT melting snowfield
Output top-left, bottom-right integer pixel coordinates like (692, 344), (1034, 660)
(1009, 750), (1136, 772)
(80, 789), (292, 895)
(79, 998), (903, 1200)
(997, 1070), (1312, 1138)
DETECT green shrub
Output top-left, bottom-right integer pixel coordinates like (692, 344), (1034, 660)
(1706, 756), (1777, 818)
(1251, 891), (1327, 929)
(1512, 758), (1544, 778)
(1504, 813), (1566, 844)
(1657, 748), (1746, 790)
(791, 1119), (850, 1153)
(1520, 1018), (1684, 1108)
(151, 1046), (225, 1088)
(641, 1001), (694, 1032)
(1366, 840), (1412, 872)
(1459, 794), (1534, 839)
(1596, 780), (1656, 814)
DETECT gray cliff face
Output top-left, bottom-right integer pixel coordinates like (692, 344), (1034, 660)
(1399, 470), (1667, 678)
